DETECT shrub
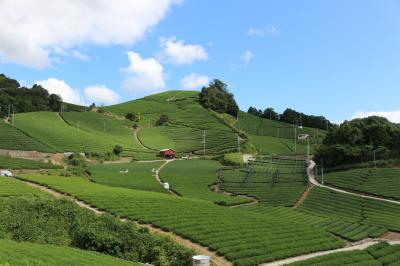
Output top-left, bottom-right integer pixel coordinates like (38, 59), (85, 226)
(68, 153), (87, 168)
(125, 113), (138, 122)
(113, 145), (123, 156)
(156, 115), (169, 126)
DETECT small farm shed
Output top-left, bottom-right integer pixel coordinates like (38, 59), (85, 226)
(159, 149), (176, 159)
(0, 170), (13, 177)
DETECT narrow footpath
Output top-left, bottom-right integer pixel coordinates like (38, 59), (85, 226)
(20, 179), (232, 266)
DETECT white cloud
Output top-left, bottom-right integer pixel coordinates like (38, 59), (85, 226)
(0, 0), (182, 68)
(241, 50), (254, 65)
(36, 78), (85, 105)
(181, 73), (209, 90)
(159, 36), (208, 65)
(247, 25), (279, 37)
(352, 110), (400, 124)
(122, 51), (166, 95)
(84, 85), (119, 105)
(71, 50), (90, 62)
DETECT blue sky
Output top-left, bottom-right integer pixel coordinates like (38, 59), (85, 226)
(1, 0), (399, 123)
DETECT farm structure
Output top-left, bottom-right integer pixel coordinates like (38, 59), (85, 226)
(159, 149), (176, 159)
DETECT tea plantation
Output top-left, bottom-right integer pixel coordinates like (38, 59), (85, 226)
(220, 158), (307, 206)
(323, 168), (400, 200)
(19, 174), (345, 266)
(0, 239), (139, 266)
(0, 155), (61, 169)
(161, 159), (251, 205)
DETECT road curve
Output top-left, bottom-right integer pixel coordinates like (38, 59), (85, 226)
(307, 160), (400, 205)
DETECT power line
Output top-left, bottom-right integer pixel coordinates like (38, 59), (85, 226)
(203, 130), (206, 156)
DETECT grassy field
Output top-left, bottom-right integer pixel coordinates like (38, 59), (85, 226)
(0, 155), (61, 169)
(289, 242), (400, 266)
(106, 91), (239, 155)
(0, 120), (52, 152)
(220, 158), (307, 207)
(322, 168), (400, 200)
(88, 161), (167, 193)
(161, 160), (251, 205)
(0, 239), (138, 266)
(19, 174), (345, 266)
(299, 187), (400, 232)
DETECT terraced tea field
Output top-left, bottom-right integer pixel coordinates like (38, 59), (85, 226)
(107, 91), (239, 155)
(289, 241), (400, 266)
(0, 155), (61, 169)
(18, 174), (345, 266)
(88, 161), (167, 193)
(0, 120), (52, 152)
(0, 239), (138, 266)
(0, 176), (47, 197)
(220, 158), (307, 206)
(161, 160), (251, 205)
(299, 187), (400, 232)
(323, 168), (400, 200)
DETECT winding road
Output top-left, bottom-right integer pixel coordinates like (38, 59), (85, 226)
(308, 160), (400, 205)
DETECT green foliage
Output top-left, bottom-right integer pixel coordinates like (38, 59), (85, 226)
(315, 116), (400, 167)
(223, 152), (243, 166)
(156, 114), (169, 126)
(0, 196), (193, 266)
(20, 174), (344, 265)
(0, 74), (66, 116)
(126, 112), (138, 122)
(199, 79), (239, 117)
(113, 145), (123, 155)
(0, 176), (47, 197)
(0, 239), (138, 266)
(68, 153), (87, 167)
(0, 155), (61, 170)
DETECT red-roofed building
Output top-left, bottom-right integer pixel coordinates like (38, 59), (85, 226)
(159, 149), (176, 159)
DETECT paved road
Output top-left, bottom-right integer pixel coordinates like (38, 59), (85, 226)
(308, 160), (400, 205)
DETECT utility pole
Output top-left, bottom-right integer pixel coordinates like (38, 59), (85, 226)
(203, 130), (206, 156)
(8, 105), (11, 119)
(374, 150), (377, 169)
(12, 108), (15, 127)
(294, 126), (297, 153)
(103, 119), (106, 132)
(77, 120), (80, 132)
(321, 158), (324, 185)
(307, 135), (310, 158)
(237, 134), (241, 153)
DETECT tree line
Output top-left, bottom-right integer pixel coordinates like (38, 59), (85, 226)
(248, 106), (333, 130)
(315, 116), (400, 167)
(0, 74), (63, 117)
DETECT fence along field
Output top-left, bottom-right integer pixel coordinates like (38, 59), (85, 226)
(19, 174), (345, 266)
(0, 239), (139, 266)
(160, 159), (251, 205)
(322, 168), (400, 200)
(106, 91), (239, 155)
(219, 157), (307, 207)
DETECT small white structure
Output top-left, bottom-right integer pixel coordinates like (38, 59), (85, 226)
(163, 182), (170, 190)
(192, 255), (210, 266)
(298, 134), (309, 140)
(0, 170), (13, 177)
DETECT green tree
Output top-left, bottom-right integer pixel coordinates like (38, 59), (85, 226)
(199, 79), (239, 116)
(49, 94), (63, 112)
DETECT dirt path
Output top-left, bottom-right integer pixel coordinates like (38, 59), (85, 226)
(154, 160), (180, 196)
(21, 178), (232, 266)
(293, 185), (314, 209)
(133, 128), (150, 150)
(261, 239), (400, 266)
(307, 160), (400, 205)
